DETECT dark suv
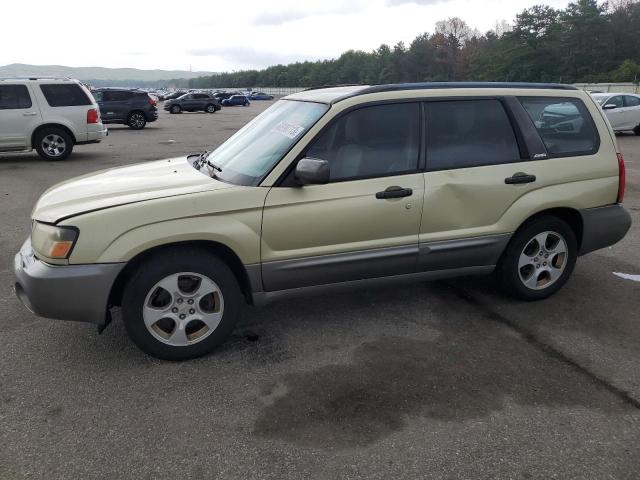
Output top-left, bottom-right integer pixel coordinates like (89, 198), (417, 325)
(164, 93), (221, 114)
(92, 89), (158, 129)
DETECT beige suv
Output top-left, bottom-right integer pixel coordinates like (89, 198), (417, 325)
(14, 82), (631, 360)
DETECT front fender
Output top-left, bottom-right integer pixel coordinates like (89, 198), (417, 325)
(63, 187), (268, 265)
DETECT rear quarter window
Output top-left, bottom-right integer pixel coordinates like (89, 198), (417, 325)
(519, 97), (599, 157)
(40, 84), (92, 107)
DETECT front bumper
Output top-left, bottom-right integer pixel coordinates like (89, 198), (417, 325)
(13, 239), (125, 326)
(579, 204), (632, 255)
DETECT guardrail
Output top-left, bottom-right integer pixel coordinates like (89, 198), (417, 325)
(573, 83), (639, 94)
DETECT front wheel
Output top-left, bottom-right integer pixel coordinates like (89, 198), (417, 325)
(497, 216), (577, 301)
(205, 104), (216, 113)
(170, 105), (181, 114)
(634, 124), (640, 136)
(121, 249), (242, 360)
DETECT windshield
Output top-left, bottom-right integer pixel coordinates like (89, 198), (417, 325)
(203, 99), (329, 185)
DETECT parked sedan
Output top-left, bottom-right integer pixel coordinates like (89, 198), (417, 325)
(250, 92), (274, 100)
(164, 93), (221, 114)
(221, 95), (250, 107)
(591, 93), (640, 134)
(163, 91), (187, 101)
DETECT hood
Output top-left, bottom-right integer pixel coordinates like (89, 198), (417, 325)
(33, 157), (234, 223)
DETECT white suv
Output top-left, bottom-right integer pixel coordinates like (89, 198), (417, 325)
(0, 77), (107, 160)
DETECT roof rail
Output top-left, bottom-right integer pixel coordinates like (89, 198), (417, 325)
(330, 81), (579, 103)
(362, 82), (578, 93)
(0, 75), (76, 80)
(0, 76), (75, 81)
(304, 83), (363, 91)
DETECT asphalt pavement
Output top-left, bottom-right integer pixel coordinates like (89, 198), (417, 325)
(1, 102), (639, 479)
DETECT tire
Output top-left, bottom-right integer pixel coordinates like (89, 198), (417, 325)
(34, 127), (73, 161)
(121, 248), (242, 360)
(127, 111), (147, 129)
(205, 103), (216, 113)
(497, 216), (577, 301)
(170, 105), (181, 114)
(634, 124), (640, 136)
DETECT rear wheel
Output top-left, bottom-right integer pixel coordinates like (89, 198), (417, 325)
(634, 124), (640, 136)
(170, 104), (181, 114)
(121, 249), (242, 360)
(34, 128), (73, 161)
(205, 104), (216, 113)
(127, 111), (146, 129)
(497, 216), (577, 300)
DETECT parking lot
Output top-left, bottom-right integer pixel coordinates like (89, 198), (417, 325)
(1, 102), (639, 479)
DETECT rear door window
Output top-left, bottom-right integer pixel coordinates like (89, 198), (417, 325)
(0, 84), (32, 109)
(519, 97), (599, 157)
(40, 84), (92, 107)
(425, 99), (521, 171)
(624, 95), (640, 107)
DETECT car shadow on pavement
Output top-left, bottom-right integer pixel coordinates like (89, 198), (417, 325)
(249, 281), (635, 448)
(24, 266), (638, 450)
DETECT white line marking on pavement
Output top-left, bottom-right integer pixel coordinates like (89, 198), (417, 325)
(613, 272), (640, 282)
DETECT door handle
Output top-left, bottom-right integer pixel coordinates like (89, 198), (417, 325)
(505, 172), (536, 185)
(376, 186), (413, 199)
(22, 112), (38, 116)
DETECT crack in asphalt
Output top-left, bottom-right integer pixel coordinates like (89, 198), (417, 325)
(448, 283), (640, 410)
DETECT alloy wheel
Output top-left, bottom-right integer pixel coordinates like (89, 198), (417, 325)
(129, 113), (145, 128)
(518, 231), (568, 290)
(41, 134), (66, 158)
(143, 272), (224, 346)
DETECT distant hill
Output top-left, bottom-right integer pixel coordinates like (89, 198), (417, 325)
(0, 63), (214, 87)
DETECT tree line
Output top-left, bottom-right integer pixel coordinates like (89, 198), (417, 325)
(185, 0), (640, 89)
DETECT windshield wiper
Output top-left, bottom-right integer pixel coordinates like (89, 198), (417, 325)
(195, 150), (209, 169)
(205, 159), (222, 172)
(195, 150), (223, 178)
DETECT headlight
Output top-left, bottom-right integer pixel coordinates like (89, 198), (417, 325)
(31, 222), (79, 259)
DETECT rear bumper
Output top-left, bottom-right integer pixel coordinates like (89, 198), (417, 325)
(13, 238), (125, 326)
(84, 125), (108, 143)
(146, 108), (159, 122)
(579, 204), (632, 255)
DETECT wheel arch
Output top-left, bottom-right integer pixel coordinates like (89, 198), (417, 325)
(31, 123), (77, 147)
(508, 207), (584, 252)
(108, 240), (255, 310)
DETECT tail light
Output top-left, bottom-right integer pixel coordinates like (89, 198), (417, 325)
(87, 108), (100, 124)
(148, 96), (157, 106)
(617, 152), (626, 203)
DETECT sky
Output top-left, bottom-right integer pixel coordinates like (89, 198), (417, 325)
(0, 0), (572, 73)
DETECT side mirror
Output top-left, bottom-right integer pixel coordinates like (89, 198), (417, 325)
(603, 104), (618, 110)
(295, 158), (330, 185)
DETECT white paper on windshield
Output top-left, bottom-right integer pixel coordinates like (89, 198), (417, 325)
(272, 122), (305, 139)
